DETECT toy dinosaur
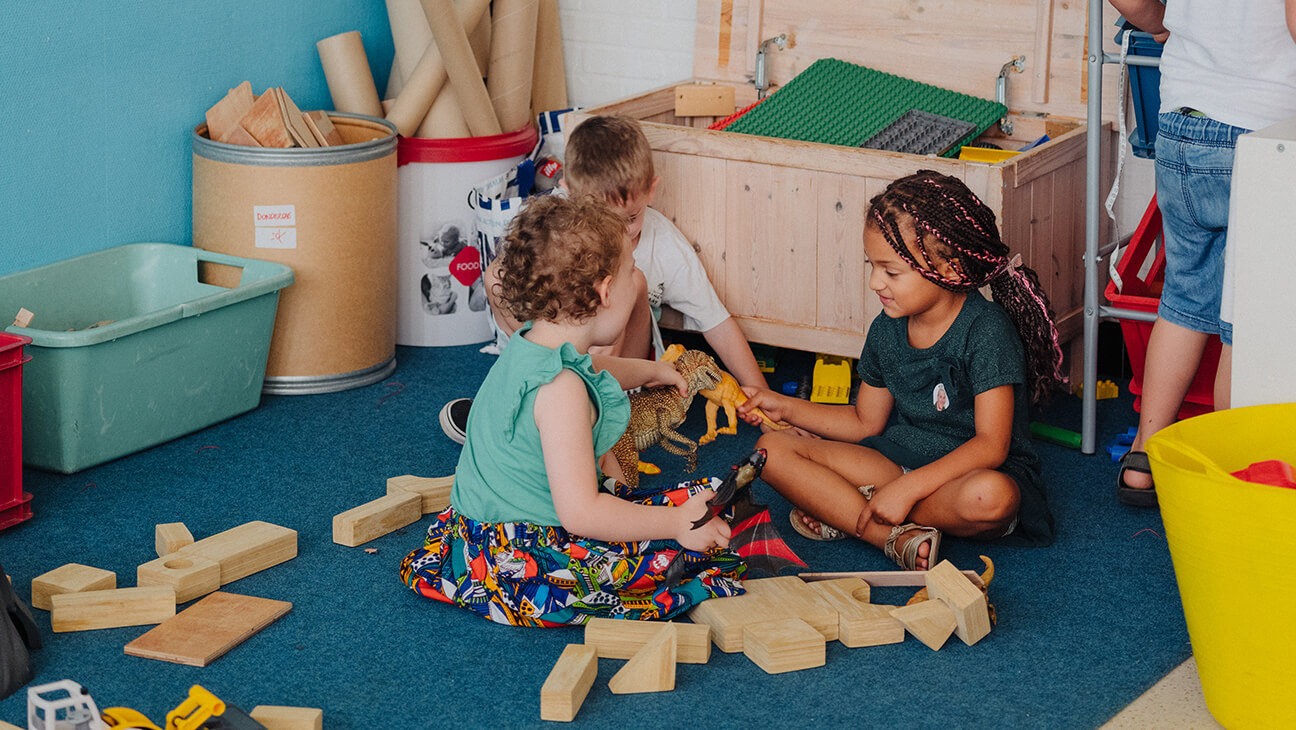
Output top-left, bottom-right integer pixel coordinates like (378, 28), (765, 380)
(657, 344), (790, 446)
(610, 348), (722, 488)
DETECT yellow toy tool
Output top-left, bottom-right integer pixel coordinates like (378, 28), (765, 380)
(166, 685), (225, 729)
(102, 707), (163, 729)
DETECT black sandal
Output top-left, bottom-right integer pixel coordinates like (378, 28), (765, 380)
(1117, 450), (1158, 508)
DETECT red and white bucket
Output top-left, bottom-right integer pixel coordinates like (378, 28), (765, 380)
(396, 125), (538, 346)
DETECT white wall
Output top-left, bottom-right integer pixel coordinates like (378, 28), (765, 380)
(557, 0), (697, 107)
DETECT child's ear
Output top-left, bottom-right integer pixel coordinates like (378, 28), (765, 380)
(593, 275), (613, 308)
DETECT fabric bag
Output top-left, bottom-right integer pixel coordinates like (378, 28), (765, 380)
(468, 109), (573, 354)
(1, 560), (41, 700)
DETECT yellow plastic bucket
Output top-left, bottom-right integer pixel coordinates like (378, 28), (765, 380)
(1146, 403), (1296, 729)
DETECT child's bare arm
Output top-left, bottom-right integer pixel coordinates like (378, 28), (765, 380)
(858, 385), (1015, 532)
(590, 354), (687, 395)
(535, 371), (728, 550)
(1108, 0), (1168, 41)
(738, 381), (891, 441)
(701, 317), (766, 388)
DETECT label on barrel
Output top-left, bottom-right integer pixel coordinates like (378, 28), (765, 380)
(256, 227), (296, 249)
(254, 204), (297, 248)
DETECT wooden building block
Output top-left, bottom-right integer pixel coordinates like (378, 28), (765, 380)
(608, 623), (676, 694)
(742, 617), (826, 674)
(175, 521), (298, 585)
(276, 87), (320, 148)
(137, 554), (221, 604)
(155, 522), (194, 557)
(687, 588), (775, 653)
(925, 560), (992, 646)
(238, 90), (295, 148)
(31, 563), (116, 611)
(249, 706), (323, 730)
(304, 110), (345, 146)
(808, 578), (903, 647)
(674, 83), (735, 117)
(125, 591), (291, 666)
(50, 586), (175, 632)
(205, 80), (255, 142)
(387, 474), (455, 514)
(584, 618), (710, 664)
(12, 307), (33, 328)
(890, 600), (958, 651)
(223, 125), (262, 147)
(742, 576), (839, 641)
(539, 644), (598, 722)
(0, 719), (24, 730)
(332, 491), (421, 547)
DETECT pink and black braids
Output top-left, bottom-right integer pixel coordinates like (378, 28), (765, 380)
(868, 170), (1067, 404)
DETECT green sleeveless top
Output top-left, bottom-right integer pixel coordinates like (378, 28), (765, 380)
(451, 325), (632, 525)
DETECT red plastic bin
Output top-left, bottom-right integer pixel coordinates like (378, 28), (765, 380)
(0, 332), (34, 530)
(1105, 195), (1221, 419)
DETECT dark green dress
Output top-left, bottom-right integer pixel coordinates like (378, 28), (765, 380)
(856, 291), (1054, 546)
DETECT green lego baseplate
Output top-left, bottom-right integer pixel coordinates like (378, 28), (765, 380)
(721, 58), (1008, 157)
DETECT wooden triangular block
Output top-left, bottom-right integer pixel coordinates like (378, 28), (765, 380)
(607, 623), (676, 694)
(925, 560), (991, 646)
(890, 599), (957, 651)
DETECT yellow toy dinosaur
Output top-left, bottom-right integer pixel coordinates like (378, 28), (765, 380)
(658, 344), (790, 446)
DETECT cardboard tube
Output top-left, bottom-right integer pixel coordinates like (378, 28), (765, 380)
(385, 0), (490, 136)
(469, 6), (492, 76)
(386, 57), (403, 99)
(316, 31), (384, 117)
(417, 85), (472, 138)
(386, 0), (433, 84)
(422, 0), (501, 137)
(531, 0), (568, 114)
(486, 0), (539, 132)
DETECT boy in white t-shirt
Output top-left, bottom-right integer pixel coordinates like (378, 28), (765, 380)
(440, 115), (766, 443)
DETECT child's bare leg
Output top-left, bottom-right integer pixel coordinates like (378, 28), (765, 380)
(755, 431), (931, 559)
(483, 259), (523, 337)
(905, 469), (1021, 540)
(591, 268), (652, 359)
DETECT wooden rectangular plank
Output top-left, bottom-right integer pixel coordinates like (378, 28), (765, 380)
(124, 591), (292, 667)
(584, 618), (710, 664)
(176, 521), (298, 585)
(250, 706), (323, 730)
(50, 586), (175, 632)
(386, 474), (454, 514)
(540, 644), (598, 722)
(333, 491), (422, 547)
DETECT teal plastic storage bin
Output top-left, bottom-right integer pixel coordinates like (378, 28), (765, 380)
(0, 243), (294, 473)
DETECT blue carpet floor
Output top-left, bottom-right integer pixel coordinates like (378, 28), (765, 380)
(0, 343), (1188, 728)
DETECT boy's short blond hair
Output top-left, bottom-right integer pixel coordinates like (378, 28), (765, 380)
(563, 115), (655, 204)
(492, 194), (626, 324)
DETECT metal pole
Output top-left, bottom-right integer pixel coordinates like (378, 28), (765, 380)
(1081, 0), (1104, 454)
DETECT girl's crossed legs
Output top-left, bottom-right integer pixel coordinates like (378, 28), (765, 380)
(756, 431), (1020, 569)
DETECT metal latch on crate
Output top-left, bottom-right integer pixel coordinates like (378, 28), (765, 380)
(753, 34), (788, 99)
(996, 56), (1026, 135)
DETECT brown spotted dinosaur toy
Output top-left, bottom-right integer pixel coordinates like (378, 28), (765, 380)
(609, 348), (722, 488)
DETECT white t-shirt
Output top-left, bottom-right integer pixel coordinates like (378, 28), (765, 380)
(1159, 0), (1296, 131)
(634, 207), (731, 358)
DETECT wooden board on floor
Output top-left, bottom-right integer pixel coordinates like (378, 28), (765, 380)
(124, 591), (292, 667)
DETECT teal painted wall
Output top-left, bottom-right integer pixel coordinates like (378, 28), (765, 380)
(0, 3), (393, 277)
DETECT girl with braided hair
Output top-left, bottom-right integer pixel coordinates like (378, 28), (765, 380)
(738, 170), (1063, 568)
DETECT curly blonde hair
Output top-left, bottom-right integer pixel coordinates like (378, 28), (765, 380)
(492, 194), (627, 324)
(564, 115), (655, 204)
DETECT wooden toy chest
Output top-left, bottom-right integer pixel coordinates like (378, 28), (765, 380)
(575, 0), (1119, 358)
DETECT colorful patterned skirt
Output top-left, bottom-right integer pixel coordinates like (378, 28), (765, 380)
(399, 477), (747, 626)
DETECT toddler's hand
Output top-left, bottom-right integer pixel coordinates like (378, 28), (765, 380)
(737, 387), (787, 425)
(864, 479), (917, 531)
(645, 360), (688, 397)
(676, 489), (731, 552)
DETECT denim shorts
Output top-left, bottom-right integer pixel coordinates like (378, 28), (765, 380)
(1154, 110), (1249, 343)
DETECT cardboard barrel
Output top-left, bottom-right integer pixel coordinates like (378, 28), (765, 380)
(193, 114), (398, 394)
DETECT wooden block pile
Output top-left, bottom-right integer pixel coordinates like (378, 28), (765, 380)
(204, 81), (345, 148)
(540, 560), (994, 721)
(29, 519), (298, 667)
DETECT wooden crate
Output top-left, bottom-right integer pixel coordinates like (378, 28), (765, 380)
(576, 0), (1119, 358)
